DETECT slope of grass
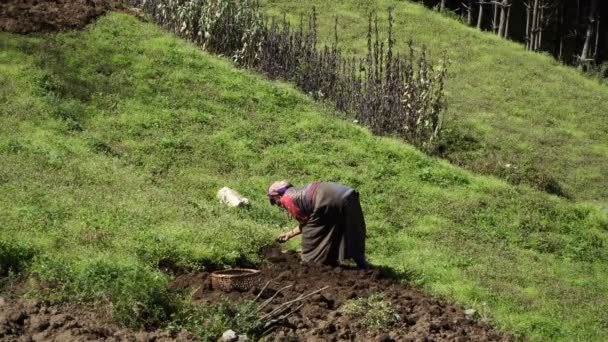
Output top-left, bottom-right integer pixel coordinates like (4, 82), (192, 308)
(262, 0), (608, 209)
(1, 12), (607, 341)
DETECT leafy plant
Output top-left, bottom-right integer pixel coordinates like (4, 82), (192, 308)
(170, 298), (260, 341)
(0, 240), (36, 277)
(339, 293), (400, 331)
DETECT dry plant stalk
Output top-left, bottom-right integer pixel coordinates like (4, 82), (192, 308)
(132, 0), (447, 150)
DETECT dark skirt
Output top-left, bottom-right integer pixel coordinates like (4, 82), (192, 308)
(300, 188), (366, 264)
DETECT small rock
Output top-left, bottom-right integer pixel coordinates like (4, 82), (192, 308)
(0, 297), (6, 307)
(222, 329), (238, 342)
(217, 187), (250, 207)
(464, 309), (476, 316)
(237, 335), (249, 342)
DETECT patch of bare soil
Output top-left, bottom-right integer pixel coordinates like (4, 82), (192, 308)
(0, 0), (125, 34)
(0, 296), (196, 342)
(170, 248), (513, 341)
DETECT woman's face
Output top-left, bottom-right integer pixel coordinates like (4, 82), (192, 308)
(271, 194), (285, 209)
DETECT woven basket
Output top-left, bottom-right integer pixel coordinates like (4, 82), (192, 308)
(211, 268), (261, 292)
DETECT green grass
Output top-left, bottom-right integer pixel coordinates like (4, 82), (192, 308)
(1, 12), (608, 341)
(261, 0), (608, 209)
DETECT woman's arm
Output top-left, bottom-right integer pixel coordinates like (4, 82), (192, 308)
(277, 225), (302, 243)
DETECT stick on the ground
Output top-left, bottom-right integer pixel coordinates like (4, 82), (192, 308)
(257, 284), (293, 312)
(262, 303), (304, 330)
(254, 280), (272, 302)
(278, 285), (329, 308)
(256, 286), (330, 336)
(259, 285), (329, 321)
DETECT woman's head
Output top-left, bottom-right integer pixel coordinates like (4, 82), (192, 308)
(267, 180), (292, 206)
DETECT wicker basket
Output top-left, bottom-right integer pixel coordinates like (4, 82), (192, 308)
(211, 268), (261, 292)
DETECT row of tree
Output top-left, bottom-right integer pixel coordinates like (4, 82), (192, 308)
(132, 0), (447, 150)
(426, 0), (606, 71)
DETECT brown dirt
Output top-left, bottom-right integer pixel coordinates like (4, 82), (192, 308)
(170, 248), (513, 342)
(0, 0), (125, 34)
(0, 248), (513, 341)
(0, 296), (197, 342)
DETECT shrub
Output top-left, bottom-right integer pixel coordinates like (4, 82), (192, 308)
(170, 298), (260, 340)
(339, 293), (400, 331)
(30, 256), (175, 328)
(0, 240), (36, 277)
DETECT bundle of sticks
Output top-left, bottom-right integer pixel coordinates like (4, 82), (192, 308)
(253, 281), (329, 335)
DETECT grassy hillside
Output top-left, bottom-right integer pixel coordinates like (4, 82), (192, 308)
(262, 0), (608, 209)
(1, 12), (608, 341)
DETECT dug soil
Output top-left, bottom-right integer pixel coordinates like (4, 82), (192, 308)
(0, 0), (125, 33)
(0, 248), (512, 341)
(0, 296), (196, 342)
(170, 248), (513, 341)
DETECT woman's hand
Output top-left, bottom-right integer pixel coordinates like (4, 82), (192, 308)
(276, 226), (301, 243)
(276, 232), (291, 243)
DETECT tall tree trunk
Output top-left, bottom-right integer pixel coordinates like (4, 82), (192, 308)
(477, 0), (484, 29)
(467, 0), (473, 26)
(505, 3), (511, 38)
(498, 0), (509, 38)
(593, 18), (600, 61)
(531, 0), (539, 50)
(440, 0), (446, 12)
(552, 0), (564, 60)
(579, 0), (598, 70)
(537, 1), (544, 51)
(525, 2), (531, 49)
(493, 0), (499, 33)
